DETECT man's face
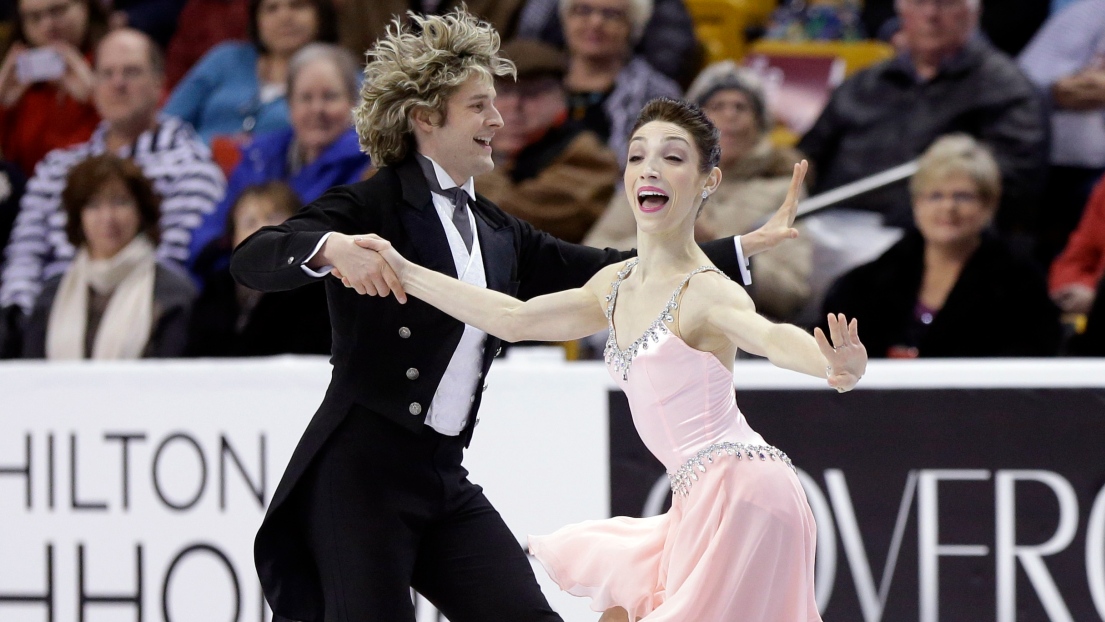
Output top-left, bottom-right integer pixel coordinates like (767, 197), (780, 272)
(93, 32), (162, 127)
(897, 0), (978, 59)
(492, 76), (565, 159)
(415, 73), (503, 183)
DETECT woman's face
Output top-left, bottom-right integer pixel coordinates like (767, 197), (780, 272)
(19, 0), (89, 48)
(289, 58), (353, 159)
(232, 195), (290, 248)
(256, 0), (319, 57)
(702, 89), (760, 168)
(563, 0), (633, 63)
(81, 177), (142, 260)
(912, 172), (994, 248)
(623, 120), (718, 236)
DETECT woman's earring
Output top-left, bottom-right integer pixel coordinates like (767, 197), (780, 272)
(701, 190), (709, 199)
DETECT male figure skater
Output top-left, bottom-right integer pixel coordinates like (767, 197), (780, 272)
(232, 9), (798, 621)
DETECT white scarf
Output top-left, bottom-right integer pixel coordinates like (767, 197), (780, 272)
(45, 235), (157, 360)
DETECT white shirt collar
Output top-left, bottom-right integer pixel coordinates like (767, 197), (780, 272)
(423, 154), (476, 203)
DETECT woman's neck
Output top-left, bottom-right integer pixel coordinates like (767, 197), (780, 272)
(633, 224), (705, 282)
(565, 55), (623, 92)
(259, 53), (290, 85)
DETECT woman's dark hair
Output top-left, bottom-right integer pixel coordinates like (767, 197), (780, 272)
(630, 97), (721, 173)
(248, 0), (338, 55)
(8, 0), (108, 54)
(227, 181), (302, 239)
(62, 155), (161, 247)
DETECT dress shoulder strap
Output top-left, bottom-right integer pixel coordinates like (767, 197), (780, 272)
(604, 258), (639, 320)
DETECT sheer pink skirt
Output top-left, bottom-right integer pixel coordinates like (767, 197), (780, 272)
(528, 459), (822, 621)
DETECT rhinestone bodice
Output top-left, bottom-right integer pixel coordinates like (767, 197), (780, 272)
(602, 260), (772, 474)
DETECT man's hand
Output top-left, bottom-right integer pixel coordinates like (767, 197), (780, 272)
(1052, 69), (1105, 111)
(310, 233), (407, 302)
(741, 160), (806, 257)
(1052, 283), (1096, 314)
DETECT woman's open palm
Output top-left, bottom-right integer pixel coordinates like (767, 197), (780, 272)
(814, 313), (867, 392)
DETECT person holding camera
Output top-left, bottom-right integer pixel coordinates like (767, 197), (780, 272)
(0, 0), (106, 178)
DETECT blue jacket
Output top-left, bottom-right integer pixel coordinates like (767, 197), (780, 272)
(164, 42), (291, 144)
(187, 126), (370, 265)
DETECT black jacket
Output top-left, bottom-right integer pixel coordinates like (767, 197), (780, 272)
(799, 37), (1048, 230)
(821, 229), (1061, 358)
(186, 266), (331, 357)
(230, 155), (743, 620)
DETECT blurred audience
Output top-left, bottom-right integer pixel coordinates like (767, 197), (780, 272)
(22, 155), (196, 359)
(586, 61), (811, 321)
(559, 0), (681, 169)
(0, 29), (224, 356)
(1019, 0), (1105, 264)
(0, 161), (26, 267)
(163, 0), (338, 145)
(105, 0), (188, 47)
(476, 39), (617, 243)
(515, 0), (696, 84)
(187, 181), (329, 356)
(186, 43), (368, 266)
(821, 135), (1060, 358)
(799, 0), (1047, 232)
(164, 0), (249, 88)
(1049, 175), (1105, 317)
(862, 0), (1049, 57)
(337, 0), (521, 68)
(0, 0), (106, 178)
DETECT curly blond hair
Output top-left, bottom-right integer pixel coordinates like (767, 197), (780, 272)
(353, 9), (516, 166)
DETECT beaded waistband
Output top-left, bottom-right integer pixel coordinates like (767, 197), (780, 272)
(668, 441), (795, 498)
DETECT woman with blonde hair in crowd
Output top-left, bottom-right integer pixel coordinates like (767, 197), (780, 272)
(587, 61), (812, 321)
(22, 154), (195, 359)
(821, 134), (1061, 358)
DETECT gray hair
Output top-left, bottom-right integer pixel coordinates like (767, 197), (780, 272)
(287, 43), (361, 102)
(559, 0), (654, 45)
(685, 60), (771, 134)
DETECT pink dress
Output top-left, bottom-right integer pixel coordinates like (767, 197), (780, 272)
(529, 260), (823, 621)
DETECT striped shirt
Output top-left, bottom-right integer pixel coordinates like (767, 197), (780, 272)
(0, 115), (226, 314)
(1018, 0), (1105, 167)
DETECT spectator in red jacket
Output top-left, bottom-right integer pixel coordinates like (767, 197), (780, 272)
(0, 0), (106, 177)
(1049, 174), (1105, 316)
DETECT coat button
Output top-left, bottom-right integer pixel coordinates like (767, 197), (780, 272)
(287, 256), (295, 265)
(399, 327), (411, 338)
(409, 402), (422, 415)
(481, 383), (488, 392)
(406, 368), (419, 380)
(475, 417), (481, 427)
(496, 347), (503, 356)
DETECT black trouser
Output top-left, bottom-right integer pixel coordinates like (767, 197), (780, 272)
(299, 409), (563, 622)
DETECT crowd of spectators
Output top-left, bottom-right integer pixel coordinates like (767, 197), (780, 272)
(0, 0), (1102, 360)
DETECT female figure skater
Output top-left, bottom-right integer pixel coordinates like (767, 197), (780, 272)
(361, 97), (866, 621)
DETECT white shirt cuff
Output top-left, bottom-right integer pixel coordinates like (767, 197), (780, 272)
(300, 232), (335, 277)
(733, 236), (751, 286)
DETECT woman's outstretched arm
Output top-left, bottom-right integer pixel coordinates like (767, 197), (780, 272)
(691, 274), (867, 391)
(357, 234), (615, 344)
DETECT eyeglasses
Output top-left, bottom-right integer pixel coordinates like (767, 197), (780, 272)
(567, 3), (629, 23)
(20, 0), (78, 26)
(918, 190), (981, 205)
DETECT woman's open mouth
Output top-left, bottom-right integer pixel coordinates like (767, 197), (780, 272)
(637, 186), (669, 213)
